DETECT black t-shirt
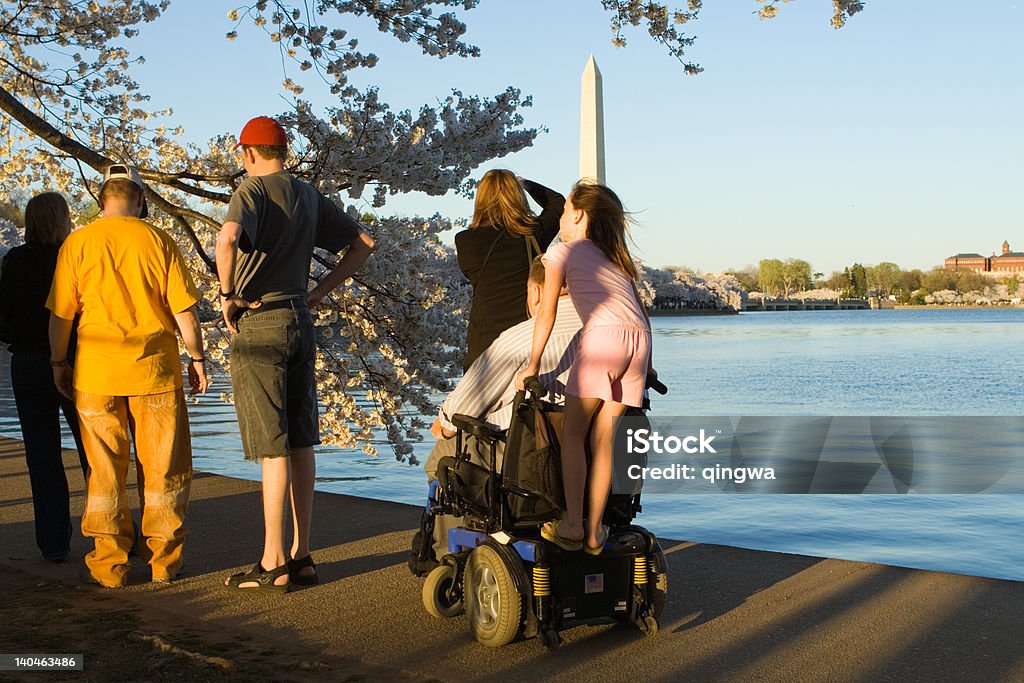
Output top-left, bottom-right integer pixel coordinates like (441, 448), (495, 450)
(454, 180), (564, 371)
(225, 172), (363, 302)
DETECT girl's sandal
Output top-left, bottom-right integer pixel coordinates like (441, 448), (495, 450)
(541, 520), (584, 551)
(584, 526), (610, 556)
(226, 561), (290, 593)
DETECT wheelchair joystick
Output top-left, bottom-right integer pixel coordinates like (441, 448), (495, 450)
(647, 377), (668, 395)
(523, 375), (548, 399)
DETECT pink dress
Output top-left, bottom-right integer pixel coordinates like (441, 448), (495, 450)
(542, 240), (651, 407)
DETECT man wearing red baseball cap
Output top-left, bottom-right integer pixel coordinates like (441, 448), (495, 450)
(217, 116), (376, 592)
(232, 116), (289, 150)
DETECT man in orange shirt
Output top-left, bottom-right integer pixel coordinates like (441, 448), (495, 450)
(48, 164), (209, 588)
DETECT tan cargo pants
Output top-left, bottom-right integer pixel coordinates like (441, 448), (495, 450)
(75, 389), (192, 587)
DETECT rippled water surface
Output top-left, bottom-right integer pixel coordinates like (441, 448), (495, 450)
(3, 309), (1023, 581)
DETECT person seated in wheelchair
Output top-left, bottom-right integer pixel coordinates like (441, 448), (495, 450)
(424, 256), (582, 562)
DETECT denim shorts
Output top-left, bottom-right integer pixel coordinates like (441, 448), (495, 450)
(230, 304), (319, 460)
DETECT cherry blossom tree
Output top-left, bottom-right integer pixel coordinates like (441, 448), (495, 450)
(644, 266), (746, 311)
(0, 1), (861, 460)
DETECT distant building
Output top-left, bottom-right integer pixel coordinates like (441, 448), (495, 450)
(944, 252), (988, 272)
(945, 241), (1024, 275)
(990, 241), (1024, 274)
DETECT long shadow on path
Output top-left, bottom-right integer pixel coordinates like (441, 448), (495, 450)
(2, 438), (1023, 683)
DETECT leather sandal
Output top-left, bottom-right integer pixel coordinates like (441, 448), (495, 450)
(287, 555), (318, 586)
(225, 561), (290, 593)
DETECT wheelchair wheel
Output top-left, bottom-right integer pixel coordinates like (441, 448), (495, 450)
(465, 545), (522, 647)
(422, 564), (464, 618)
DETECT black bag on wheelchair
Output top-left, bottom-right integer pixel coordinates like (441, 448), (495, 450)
(502, 394), (565, 525)
(437, 454), (493, 518)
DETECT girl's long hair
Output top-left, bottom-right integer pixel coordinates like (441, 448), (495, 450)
(24, 192), (71, 247)
(571, 181), (638, 280)
(469, 169), (537, 237)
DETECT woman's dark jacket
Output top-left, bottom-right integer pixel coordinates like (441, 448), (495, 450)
(455, 180), (564, 371)
(0, 243), (75, 358)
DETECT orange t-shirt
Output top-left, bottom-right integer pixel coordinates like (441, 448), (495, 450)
(47, 216), (201, 395)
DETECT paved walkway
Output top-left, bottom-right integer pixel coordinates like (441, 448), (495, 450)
(2, 437), (1022, 682)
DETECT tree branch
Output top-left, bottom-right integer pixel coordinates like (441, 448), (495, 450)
(0, 83), (234, 203)
(0, 82), (218, 275)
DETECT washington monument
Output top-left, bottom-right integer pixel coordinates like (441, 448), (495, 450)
(580, 55), (606, 184)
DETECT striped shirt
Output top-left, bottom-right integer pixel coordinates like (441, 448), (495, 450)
(440, 297), (582, 432)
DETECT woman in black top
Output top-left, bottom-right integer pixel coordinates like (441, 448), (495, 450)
(455, 170), (564, 370)
(0, 192), (87, 562)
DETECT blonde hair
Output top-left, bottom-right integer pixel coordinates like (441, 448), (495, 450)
(570, 181), (638, 280)
(470, 169), (538, 237)
(24, 192), (71, 247)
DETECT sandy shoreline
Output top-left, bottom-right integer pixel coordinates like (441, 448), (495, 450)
(2, 436), (1022, 682)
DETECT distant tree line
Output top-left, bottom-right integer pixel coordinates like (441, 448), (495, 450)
(814, 262), (1008, 304)
(718, 259), (1022, 305)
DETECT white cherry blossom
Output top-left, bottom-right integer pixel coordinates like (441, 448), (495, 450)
(0, 1), (861, 460)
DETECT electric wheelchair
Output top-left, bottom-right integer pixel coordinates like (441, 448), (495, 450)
(409, 377), (669, 648)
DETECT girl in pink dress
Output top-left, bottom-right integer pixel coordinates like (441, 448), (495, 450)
(516, 182), (655, 554)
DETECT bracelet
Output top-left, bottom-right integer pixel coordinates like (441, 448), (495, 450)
(189, 356), (206, 363)
(49, 359), (68, 367)
(219, 288), (235, 299)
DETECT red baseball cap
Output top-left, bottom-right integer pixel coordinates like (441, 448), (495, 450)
(234, 116), (288, 149)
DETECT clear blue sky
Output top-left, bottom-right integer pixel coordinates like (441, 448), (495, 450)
(129, 1), (1022, 275)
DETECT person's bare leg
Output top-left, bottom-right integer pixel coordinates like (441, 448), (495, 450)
(545, 395), (601, 543)
(288, 446), (316, 578)
(585, 401), (629, 549)
(225, 455), (290, 587)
